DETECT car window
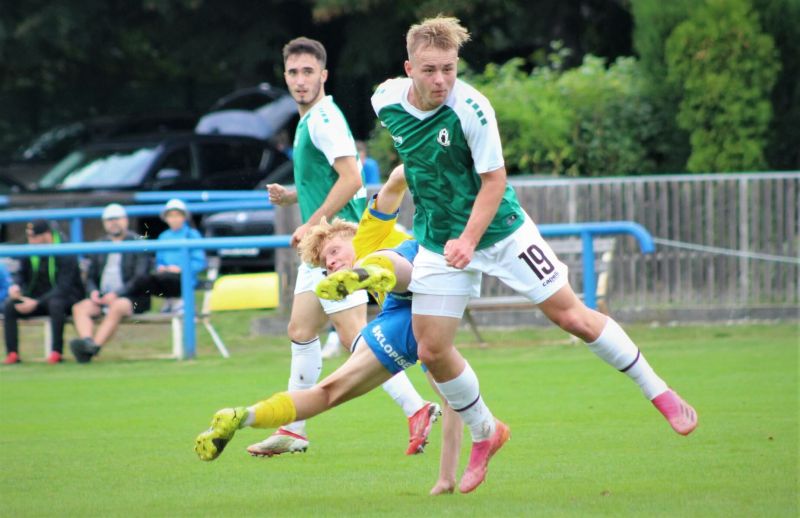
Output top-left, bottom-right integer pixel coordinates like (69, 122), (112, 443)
(14, 122), (88, 162)
(197, 142), (266, 178)
(155, 146), (192, 179)
(38, 146), (157, 189)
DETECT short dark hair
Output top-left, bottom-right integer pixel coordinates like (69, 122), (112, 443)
(283, 37), (327, 67)
(26, 219), (51, 236)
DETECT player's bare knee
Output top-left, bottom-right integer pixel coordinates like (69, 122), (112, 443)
(417, 343), (447, 367)
(287, 321), (316, 343)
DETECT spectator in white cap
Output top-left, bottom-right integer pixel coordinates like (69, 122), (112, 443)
(70, 203), (153, 363)
(148, 198), (206, 314)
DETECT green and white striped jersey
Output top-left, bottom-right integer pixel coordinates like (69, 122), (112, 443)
(293, 95), (366, 223)
(371, 78), (524, 253)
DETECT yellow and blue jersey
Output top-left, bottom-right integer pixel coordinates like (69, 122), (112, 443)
(353, 195), (412, 263)
(352, 195), (422, 375)
(353, 195), (412, 307)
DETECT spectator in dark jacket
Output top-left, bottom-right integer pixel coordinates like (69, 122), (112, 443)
(69, 204), (153, 363)
(3, 220), (83, 364)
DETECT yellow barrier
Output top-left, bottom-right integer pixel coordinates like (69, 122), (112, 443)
(209, 272), (280, 311)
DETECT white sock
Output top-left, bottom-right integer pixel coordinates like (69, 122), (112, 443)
(587, 318), (668, 400)
(434, 362), (495, 441)
(323, 330), (340, 349)
(243, 410), (255, 427)
(284, 338), (322, 434)
(381, 371), (426, 418)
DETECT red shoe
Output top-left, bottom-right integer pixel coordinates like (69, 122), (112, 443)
(406, 402), (442, 455)
(459, 419), (511, 493)
(2, 352), (20, 365)
(652, 389), (698, 436)
(47, 351), (63, 364)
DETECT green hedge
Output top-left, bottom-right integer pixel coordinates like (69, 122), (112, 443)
(368, 49), (663, 177)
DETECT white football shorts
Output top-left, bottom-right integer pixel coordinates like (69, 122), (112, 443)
(410, 213), (569, 317)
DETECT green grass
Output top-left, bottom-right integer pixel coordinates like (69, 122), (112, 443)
(1, 321), (797, 517)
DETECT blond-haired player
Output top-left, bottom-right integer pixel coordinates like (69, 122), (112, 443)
(371, 16), (698, 493)
(196, 166), (463, 494)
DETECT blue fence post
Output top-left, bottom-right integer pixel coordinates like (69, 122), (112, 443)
(581, 231), (598, 310)
(69, 217), (83, 243)
(180, 247), (196, 359)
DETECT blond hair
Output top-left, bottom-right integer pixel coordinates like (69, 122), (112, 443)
(406, 16), (471, 58)
(298, 217), (358, 267)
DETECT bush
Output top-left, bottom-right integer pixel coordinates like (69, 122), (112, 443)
(469, 51), (663, 176)
(468, 58), (575, 174)
(556, 56), (660, 175)
(368, 47), (665, 176)
(665, 0), (780, 172)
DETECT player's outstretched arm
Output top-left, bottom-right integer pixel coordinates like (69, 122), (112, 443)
(373, 164), (407, 214)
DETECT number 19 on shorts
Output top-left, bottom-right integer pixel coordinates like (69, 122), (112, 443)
(518, 245), (555, 280)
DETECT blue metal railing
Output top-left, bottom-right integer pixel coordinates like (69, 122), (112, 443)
(0, 199), (272, 243)
(0, 236), (290, 359)
(539, 221), (654, 309)
(133, 191), (268, 203)
(0, 220), (653, 359)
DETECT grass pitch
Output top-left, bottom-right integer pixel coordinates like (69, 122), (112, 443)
(0, 320), (797, 517)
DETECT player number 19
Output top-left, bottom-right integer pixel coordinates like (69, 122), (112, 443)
(518, 245), (555, 280)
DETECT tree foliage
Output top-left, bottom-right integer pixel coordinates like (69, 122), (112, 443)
(665, 0), (780, 172)
(370, 46), (662, 177)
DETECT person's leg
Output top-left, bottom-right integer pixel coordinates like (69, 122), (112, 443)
(71, 299), (100, 339)
(425, 371), (463, 496)
(380, 371), (425, 419)
(537, 284), (697, 435)
(327, 303), (366, 352)
(46, 296), (70, 358)
(245, 286), (330, 456)
(413, 303), (509, 493)
(288, 340), (393, 417)
(3, 299), (21, 360)
(195, 338), (392, 461)
(94, 297), (133, 345)
(156, 272), (183, 298)
(147, 272), (181, 311)
(69, 299), (103, 363)
(411, 245), (510, 493)
(316, 250), (412, 304)
(282, 291), (329, 436)
(328, 302), (429, 436)
(477, 214), (696, 437)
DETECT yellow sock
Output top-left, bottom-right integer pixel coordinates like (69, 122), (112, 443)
(250, 392), (297, 429)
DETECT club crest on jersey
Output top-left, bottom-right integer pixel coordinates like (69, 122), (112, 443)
(391, 134), (404, 147)
(437, 128), (451, 147)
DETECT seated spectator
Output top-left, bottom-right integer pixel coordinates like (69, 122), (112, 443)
(69, 204), (153, 363)
(3, 220), (84, 364)
(0, 260), (11, 304)
(150, 198), (206, 314)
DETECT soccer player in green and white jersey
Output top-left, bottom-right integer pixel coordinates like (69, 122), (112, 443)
(371, 16), (698, 493)
(250, 37), (436, 457)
